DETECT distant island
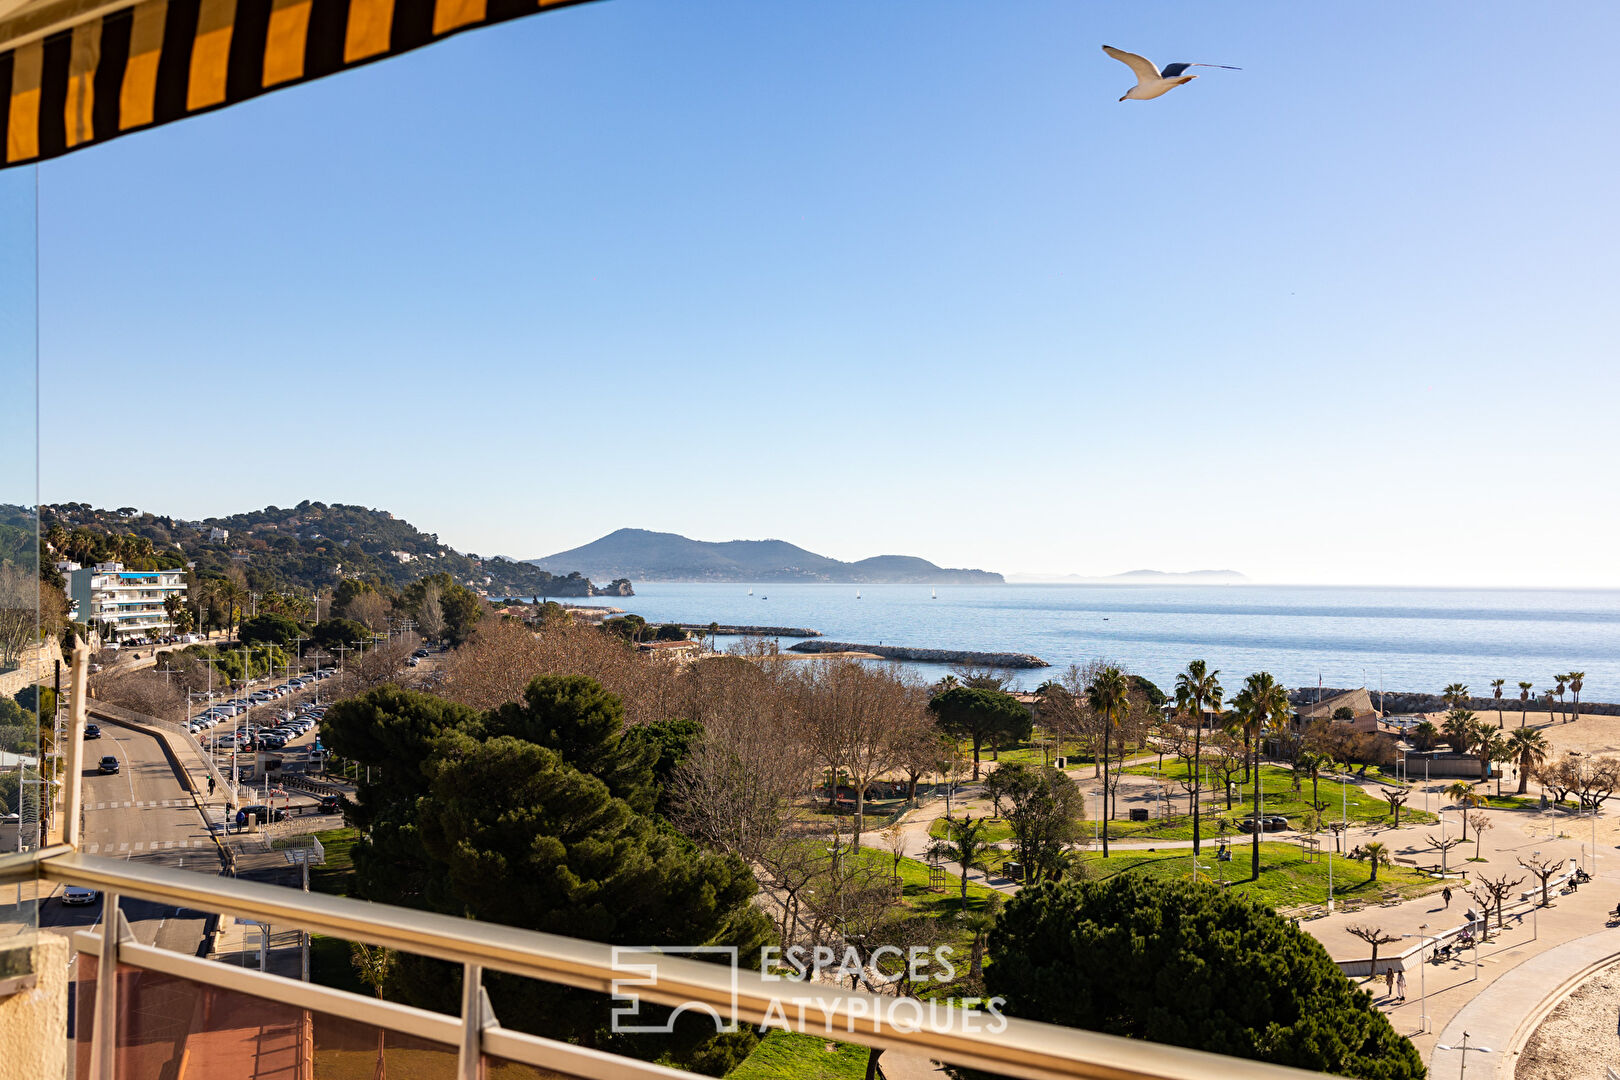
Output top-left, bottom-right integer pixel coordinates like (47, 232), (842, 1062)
(528, 528), (1003, 585)
(1007, 569), (1248, 584)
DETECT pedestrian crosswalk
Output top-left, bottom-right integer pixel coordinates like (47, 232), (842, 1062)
(83, 839), (210, 854)
(86, 799), (191, 810)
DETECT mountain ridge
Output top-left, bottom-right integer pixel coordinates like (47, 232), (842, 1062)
(528, 528), (1003, 584)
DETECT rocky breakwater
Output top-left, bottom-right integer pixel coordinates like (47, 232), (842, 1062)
(788, 641), (1048, 669)
(679, 624), (824, 638)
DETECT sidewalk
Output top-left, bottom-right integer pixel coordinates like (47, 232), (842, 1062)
(1434, 927), (1620, 1078)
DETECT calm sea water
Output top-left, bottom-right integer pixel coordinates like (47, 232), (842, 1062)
(560, 583), (1620, 701)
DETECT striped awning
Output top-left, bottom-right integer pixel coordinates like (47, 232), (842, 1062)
(0, 0), (597, 168)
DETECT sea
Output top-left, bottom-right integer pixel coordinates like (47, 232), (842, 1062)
(544, 583), (1620, 702)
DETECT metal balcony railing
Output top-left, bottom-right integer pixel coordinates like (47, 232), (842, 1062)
(5, 645), (1329, 1080)
(1, 846), (1325, 1080)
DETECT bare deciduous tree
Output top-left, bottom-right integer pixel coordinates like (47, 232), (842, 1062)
(0, 563), (37, 668)
(792, 659), (928, 851)
(1468, 872), (1525, 929)
(1426, 833), (1466, 875)
(1345, 924), (1400, 972)
(93, 668), (186, 722)
(415, 585), (445, 642)
(1468, 812), (1493, 859)
(346, 591), (392, 632)
(1517, 854), (1565, 907)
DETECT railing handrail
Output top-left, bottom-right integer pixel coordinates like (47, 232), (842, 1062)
(3, 845), (1325, 1080)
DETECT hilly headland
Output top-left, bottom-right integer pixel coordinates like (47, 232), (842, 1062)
(528, 528), (1002, 585)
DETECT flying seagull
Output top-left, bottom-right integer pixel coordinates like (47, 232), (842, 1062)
(1103, 45), (1240, 101)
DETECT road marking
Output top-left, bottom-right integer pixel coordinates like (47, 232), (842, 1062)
(118, 843), (128, 852)
(134, 842), (145, 851)
(164, 841), (175, 849)
(87, 844), (99, 854)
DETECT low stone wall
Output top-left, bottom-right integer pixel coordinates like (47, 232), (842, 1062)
(0, 638), (63, 700)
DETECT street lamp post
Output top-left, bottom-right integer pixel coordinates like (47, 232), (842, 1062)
(1435, 1032), (1493, 1079)
(1402, 925), (1437, 1034)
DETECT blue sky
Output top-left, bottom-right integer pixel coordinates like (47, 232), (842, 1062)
(28, 1), (1620, 586)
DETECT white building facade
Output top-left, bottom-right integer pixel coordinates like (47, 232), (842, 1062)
(67, 563), (188, 639)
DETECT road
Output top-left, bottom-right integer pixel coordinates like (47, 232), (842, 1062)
(40, 719), (221, 955)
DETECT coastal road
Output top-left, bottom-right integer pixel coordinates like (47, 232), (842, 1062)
(40, 719), (222, 955)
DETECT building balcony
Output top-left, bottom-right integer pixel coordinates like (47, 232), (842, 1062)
(0, 846), (1323, 1080)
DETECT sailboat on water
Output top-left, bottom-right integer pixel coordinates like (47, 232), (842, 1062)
(747, 588), (753, 596)
(931, 588), (937, 599)
(856, 590), (862, 599)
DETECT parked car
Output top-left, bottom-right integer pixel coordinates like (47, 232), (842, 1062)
(317, 795), (345, 815)
(84, 723), (101, 740)
(98, 755), (119, 774)
(236, 804), (285, 826)
(62, 886), (100, 906)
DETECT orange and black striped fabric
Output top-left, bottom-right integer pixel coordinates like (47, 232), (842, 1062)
(0, 0), (597, 167)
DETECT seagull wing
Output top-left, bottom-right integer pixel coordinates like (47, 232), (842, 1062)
(1102, 45), (1160, 83)
(1160, 62), (1242, 77)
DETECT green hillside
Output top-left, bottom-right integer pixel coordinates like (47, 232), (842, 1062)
(37, 501), (625, 598)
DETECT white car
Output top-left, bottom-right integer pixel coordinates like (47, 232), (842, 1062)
(62, 886), (99, 906)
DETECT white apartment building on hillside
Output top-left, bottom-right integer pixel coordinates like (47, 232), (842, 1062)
(67, 562), (188, 639)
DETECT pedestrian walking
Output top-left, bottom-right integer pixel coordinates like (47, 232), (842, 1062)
(1443, 886), (1453, 909)
(207, 775), (216, 796)
(1383, 968), (1395, 997)
(1396, 969), (1407, 1001)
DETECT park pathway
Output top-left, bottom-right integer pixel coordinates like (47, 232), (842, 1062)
(1433, 925), (1620, 1078)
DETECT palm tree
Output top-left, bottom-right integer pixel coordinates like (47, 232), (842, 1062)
(1297, 750), (1331, 812)
(1411, 720), (1440, 753)
(1174, 660), (1222, 855)
(1476, 731), (1509, 795)
(1442, 709), (1481, 755)
(1442, 682), (1471, 712)
(1230, 671), (1291, 881)
(1491, 678), (1506, 728)
(1445, 782), (1486, 841)
(1554, 674), (1568, 721)
(1518, 681), (1534, 727)
(1507, 728), (1548, 795)
(1363, 840), (1390, 883)
(1084, 667), (1131, 859)
(1568, 672), (1585, 725)
(926, 815), (995, 904)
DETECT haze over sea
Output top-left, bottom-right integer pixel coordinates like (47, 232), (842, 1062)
(568, 583), (1620, 702)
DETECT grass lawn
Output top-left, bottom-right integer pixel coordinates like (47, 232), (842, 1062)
(728, 1030), (871, 1080)
(1482, 793), (1536, 809)
(302, 827), (369, 997)
(928, 817), (1014, 844)
(846, 848), (999, 914)
(308, 827), (358, 896)
(1076, 841), (1440, 910)
(955, 727), (1111, 771)
(1120, 763), (1438, 829)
